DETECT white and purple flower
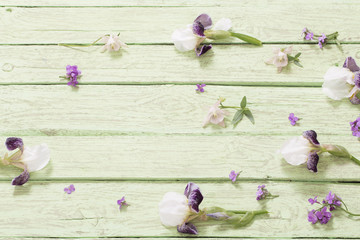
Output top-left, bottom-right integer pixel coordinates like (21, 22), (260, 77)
(159, 182), (268, 235)
(266, 46), (302, 72)
(203, 100), (229, 128)
(322, 57), (360, 104)
(172, 14), (261, 57)
(1, 137), (50, 185)
(280, 130), (360, 172)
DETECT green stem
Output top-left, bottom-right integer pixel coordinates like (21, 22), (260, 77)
(58, 36), (104, 47)
(229, 209), (268, 215)
(220, 106), (242, 110)
(338, 207), (360, 216)
(350, 156), (360, 166)
(229, 32), (262, 46)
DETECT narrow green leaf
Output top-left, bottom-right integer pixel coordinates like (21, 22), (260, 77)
(293, 61), (303, 68)
(240, 96), (247, 108)
(244, 110), (255, 124)
(295, 52), (301, 58)
(287, 55), (295, 61)
(229, 32), (262, 46)
(232, 110), (244, 128)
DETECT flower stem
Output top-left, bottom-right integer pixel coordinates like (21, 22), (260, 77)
(58, 36), (104, 47)
(229, 32), (262, 46)
(350, 155), (360, 166)
(338, 207), (360, 216)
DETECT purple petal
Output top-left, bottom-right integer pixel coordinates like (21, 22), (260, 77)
(343, 57), (360, 72)
(193, 21), (205, 37)
(184, 182), (203, 212)
(194, 14), (212, 30)
(307, 151), (319, 173)
(350, 94), (360, 104)
(177, 223), (198, 235)
(303, 130), (320, 146)
(69, 184), (75, 192)
(5, 137), (24, 151)
(354, 73), (360, 88)
(195, 44), (212, 57)
(11, 170), (30, 186)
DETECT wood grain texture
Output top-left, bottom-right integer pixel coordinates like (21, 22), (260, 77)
(0, 182), (359, 238)
(1, 0), (360, 44)
(1, 45), (359, 86)
(0, 85), (358, 136)
(1, 135), (360, 182)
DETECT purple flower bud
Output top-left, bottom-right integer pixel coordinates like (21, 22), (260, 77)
(11, 170), (30, 186)
(5, 137), (23, 151)
(177, 223), (198, 235)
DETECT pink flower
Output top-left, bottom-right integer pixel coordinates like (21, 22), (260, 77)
(203, 100), (229, 127)
(266, 46), (293, 73)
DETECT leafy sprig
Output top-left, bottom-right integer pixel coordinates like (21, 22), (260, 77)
(219, 96), (255, 128)
(287, 52), (303, 68)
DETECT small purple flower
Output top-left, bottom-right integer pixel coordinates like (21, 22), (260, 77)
(350, 117), (360, 137)
(117, 196), (128, 209)
(5, 137), (24, 151)
(288, 113), (299, 126)
(318, 34), (327, 49)
(305, 32), (314, 40)
(325, 191), (341, 209)
(308, 196), (319, 205)
(64, 184), (75, 194)
(256, 185), (269, 200)
(315, 207), (332, 224)
(229, 170), (241, 183)
(308, 210), (318, 224)
(65, 65), (81, 87)
(196, 84), (206, 93)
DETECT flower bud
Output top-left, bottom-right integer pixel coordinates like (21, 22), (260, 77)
(204, 30), (231, 40)
(322, 144), (351, 158)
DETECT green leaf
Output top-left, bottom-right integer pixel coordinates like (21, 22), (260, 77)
(287, 55), (295, 61)
(232, 110), (244, 128)
(293, 61), (303, 68)
(295, 52), (301, 58)
(229, 32), (262, 46)
(356, 91), (360, 100)
(244, 110), (255, 124)
(240, 96), (247, 108)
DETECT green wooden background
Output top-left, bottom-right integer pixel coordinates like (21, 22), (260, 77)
(0, 0), (359, 239)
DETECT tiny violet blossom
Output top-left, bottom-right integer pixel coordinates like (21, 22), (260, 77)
(159, 182), (268, 235)
(288, 113), (299, 126)
(322, 57), (360, 104)
(59, 65), (82, 87)
(279, 130), (360, 172)
(101, 34), (127, 52)
(256, 185), (278, 201)
(64, 184), (75, 194)
(266, 46), (302, 72)
(0, 137), (50, 185)
(172, 14), (262, 57)
(195, 84), (206, 93)
(229, 170), (241, 183)
(350, 116), (360, 137)
(307, 191), (360, 225)
(117, 196), (129, 210)
(302, 28), (339, 49)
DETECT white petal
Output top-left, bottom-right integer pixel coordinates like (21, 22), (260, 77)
(171, 27), (198, 52)
(159, 192), (189, 226)
(212, 18), (232, 31)
(280, 136), (311, 165)
(21, 144), (50, 172)
(322, 67), (353, 100)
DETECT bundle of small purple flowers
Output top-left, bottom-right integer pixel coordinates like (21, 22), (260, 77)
(256, 185), (278, 200)
(60, 65), (82, 87)
(350, 116), (360, 137)
(302, 28), (340, 49)
(308, 191), (360, 224)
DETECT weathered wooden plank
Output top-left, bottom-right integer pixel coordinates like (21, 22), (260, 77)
(0, 135), (359, 182)
(1, 1), (359, 44)
(0, 85), (358, 136)
(0, 45), (355, 86)
(0, 182), (359, 237)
